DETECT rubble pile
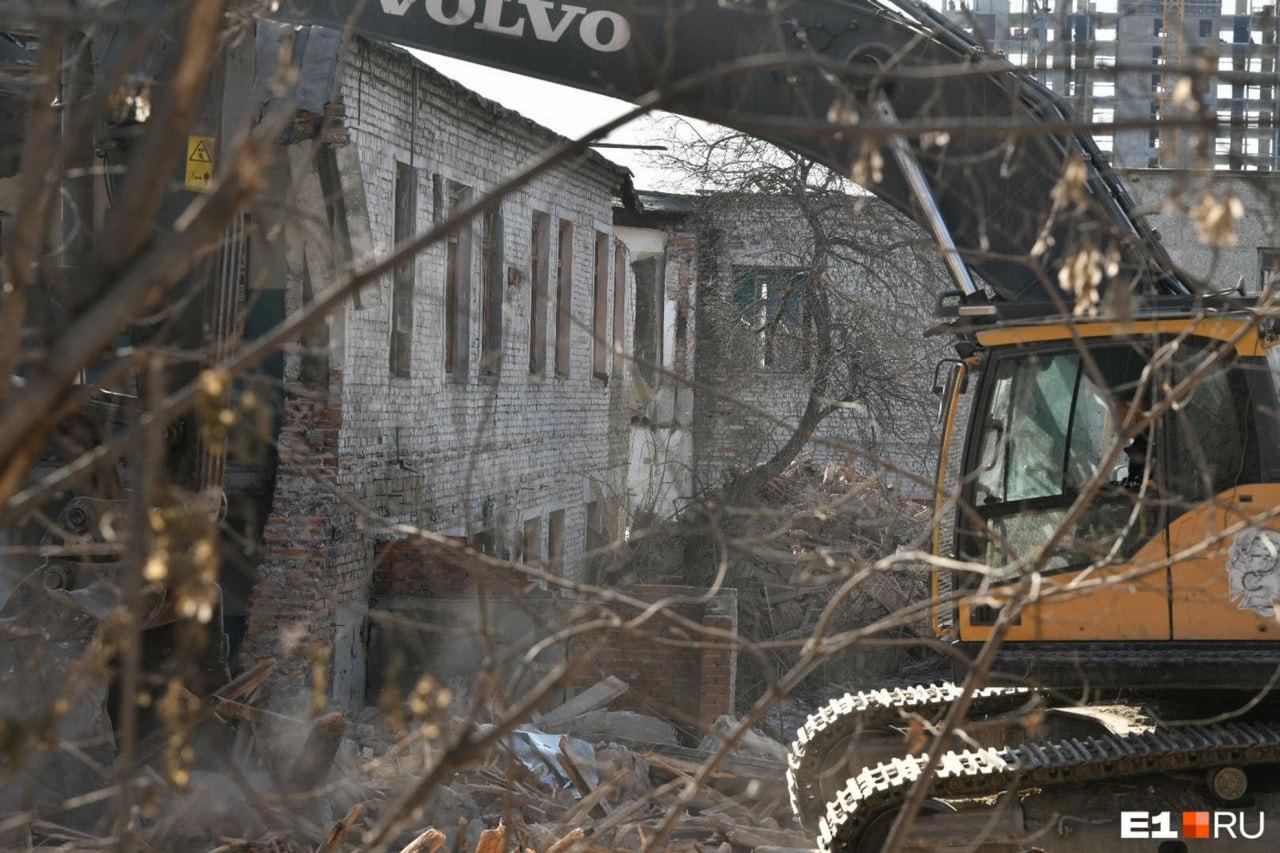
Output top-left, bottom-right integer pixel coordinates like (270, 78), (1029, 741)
(748, 462), (950, 705)
(104, 669), (812, 853)
(634, 458), (944, 711)
(752, 459), (933, 634)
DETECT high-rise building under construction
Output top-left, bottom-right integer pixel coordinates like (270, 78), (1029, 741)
(943, 0), (1280, 169)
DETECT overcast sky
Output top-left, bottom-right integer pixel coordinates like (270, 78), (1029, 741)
(410, 49), (702, 191)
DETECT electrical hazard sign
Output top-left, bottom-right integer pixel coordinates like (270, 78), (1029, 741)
(185, 135), (215, 191)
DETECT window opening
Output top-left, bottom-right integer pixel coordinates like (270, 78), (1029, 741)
(480, 205), (504, 376)
(445, 182), (473, 381)
(390, 162), (417, 377)
(547, 509), (566, 577)
(612, 240), (627, 377)
(593, 231), (609, 380)
(555, 220), (573, 377)
(530, 212), (550, 375)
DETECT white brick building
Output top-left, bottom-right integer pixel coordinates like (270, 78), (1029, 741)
(241, 39), (637, 706)
(1119, 169), (1280, 294)
(617, 191), (951, 503)
(339, 40), (635, 556)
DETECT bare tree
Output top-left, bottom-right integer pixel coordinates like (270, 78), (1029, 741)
(651, 122), (948, 504)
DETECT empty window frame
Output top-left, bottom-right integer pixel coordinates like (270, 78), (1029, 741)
(444, 182), (473, 381)
(390, 162), (417, 378)
(611, 240), (627, 377)
(731, 266), (808, 371)
(593, 231), (610, 380)
(1259, 249), (1280, 293)
(518, 516), (542, 565)
(529, 211), (550, 375)
(631, 255), (663, 388)
(555, 220), (573, 378)
(584, 500), (608, 586)
(674, 265), (692, 377)
(547, 509), (566, 577)
(480, 205), (505, 376)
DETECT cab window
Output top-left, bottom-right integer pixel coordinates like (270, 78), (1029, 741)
(968, 346), (1157, 574)
(1163, 340), (1259, 515)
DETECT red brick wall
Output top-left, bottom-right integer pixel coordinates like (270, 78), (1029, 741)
(240, 373), (349, 671)
(371, 536), (531, 600)
(698, 609), (736, 725)
(368, 578), (739, 737)
(563, 585), (738, 735)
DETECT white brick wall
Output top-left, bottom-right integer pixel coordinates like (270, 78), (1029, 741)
(337, 39), (635, 580)
(1119, 169), (1280, 295)
(690, 194), (950, 497)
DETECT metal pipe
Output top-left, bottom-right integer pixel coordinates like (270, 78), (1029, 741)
(873, 97), (980, 297)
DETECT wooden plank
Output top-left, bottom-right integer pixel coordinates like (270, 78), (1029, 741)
(541, 676), (629, 728)
(641, 751), (744, 783)
(318, 802), (364, 853)
(678, 817), (811, 849)
(134, 659), (275, 764)
(474, 823), (507, 853)
(214, 696), (301, 728)
(545, 829), (586, 853)
(556, 736), (610, 821)
(623, 739), (783, 777)
(288, 711), (348, 791)
(399, 827), (446, 853)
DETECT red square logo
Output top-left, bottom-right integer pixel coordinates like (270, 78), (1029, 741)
(1183, 811), (1210, 839)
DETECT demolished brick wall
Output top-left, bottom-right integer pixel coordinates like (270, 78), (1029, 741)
(618, 191), (948, 504)
(366, 570), (739, 734)
(563, 585), (738, 734)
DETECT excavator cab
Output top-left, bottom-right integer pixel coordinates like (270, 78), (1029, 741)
(933, 306), (1280, 688)
(790, 304), (1280, 848)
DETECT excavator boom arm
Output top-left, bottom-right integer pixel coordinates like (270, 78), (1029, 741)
(275, 0), (1186, 305)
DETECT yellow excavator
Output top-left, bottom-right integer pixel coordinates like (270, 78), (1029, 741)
(789, 296), (1280, 850)
(5, 0), (1280, 849)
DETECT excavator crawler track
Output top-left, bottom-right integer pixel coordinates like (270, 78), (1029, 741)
(788, 682), (1033, 829)
(819, 719), (1280, 851)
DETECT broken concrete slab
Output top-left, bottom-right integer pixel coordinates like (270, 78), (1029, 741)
(549, 709), (677, 746)
(593, 744), (651, 803)
(539, 676), (628, 728)
(697, 714), (788, 764)
(635, 741), (784, 778)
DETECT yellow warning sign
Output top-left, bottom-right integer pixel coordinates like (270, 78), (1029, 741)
(185, 135), (215, 191)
